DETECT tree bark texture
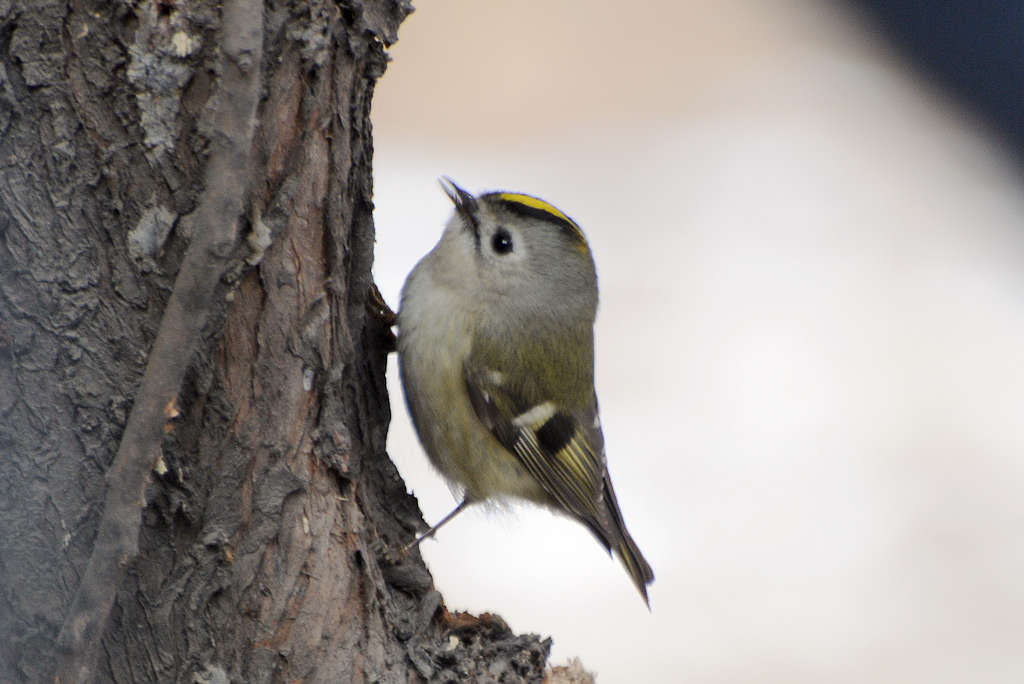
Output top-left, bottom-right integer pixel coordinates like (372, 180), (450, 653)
(0, 1), (550, 682)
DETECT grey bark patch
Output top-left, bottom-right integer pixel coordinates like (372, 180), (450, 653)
(128, 204), (177, 261)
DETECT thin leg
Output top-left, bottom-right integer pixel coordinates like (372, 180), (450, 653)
(403, 498), (471, 553)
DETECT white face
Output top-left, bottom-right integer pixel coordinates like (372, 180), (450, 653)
(435, 208), (526, 296)
(471, 213), (535, 294)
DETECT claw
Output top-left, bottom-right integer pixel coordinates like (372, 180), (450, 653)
(367, 283), (398, 351)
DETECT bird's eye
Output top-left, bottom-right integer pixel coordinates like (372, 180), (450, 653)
(491, 227), (513, 254)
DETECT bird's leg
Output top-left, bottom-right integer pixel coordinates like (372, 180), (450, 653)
(402, 498), (472, 553)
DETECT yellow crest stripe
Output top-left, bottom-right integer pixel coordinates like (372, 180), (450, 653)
(494, 192), (586, 244)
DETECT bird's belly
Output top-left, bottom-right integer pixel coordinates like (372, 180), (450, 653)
(397, 310), (547, 504)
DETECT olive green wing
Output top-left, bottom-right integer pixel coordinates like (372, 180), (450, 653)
(463, 362), (612, 547)
(464, 361), (656, 603)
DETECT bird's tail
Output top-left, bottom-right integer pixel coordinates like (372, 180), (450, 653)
(614, 526), (654, 607)
(600, 476), (654, 607)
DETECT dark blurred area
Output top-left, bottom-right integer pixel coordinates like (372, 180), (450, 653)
(852, 1), (1024, 167)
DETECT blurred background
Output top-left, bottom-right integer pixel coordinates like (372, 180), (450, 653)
(369, 1), (1024, 681)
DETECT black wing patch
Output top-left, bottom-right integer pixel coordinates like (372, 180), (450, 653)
(535, 412), (575, 454)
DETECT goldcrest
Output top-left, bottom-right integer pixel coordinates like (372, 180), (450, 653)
(397, 179), (654, 605)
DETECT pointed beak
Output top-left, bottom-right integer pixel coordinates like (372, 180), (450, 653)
(439, 177), (480, 236)
(439, 177), (477, 211)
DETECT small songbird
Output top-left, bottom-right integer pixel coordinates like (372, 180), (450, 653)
(396, 179), (654, 605)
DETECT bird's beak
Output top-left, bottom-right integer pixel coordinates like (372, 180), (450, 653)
(439, 177), (477, 211)
(439, 177), (480, 236)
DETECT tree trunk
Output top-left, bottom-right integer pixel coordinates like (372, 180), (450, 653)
(0, 1), (550, 681)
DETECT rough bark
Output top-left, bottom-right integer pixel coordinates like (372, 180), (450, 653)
(0, 1), (550, 682)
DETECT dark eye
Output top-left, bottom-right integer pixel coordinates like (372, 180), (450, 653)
(491, 227), (513, 254)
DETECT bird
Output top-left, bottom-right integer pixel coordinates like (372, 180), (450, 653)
(396, 178), (654, 605)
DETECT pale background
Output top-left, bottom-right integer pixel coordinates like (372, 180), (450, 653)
(368, 1), (1024, 681)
